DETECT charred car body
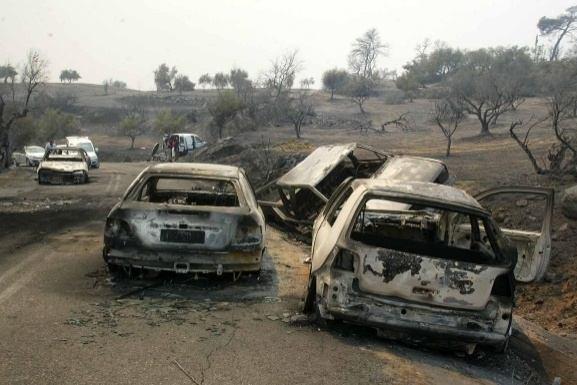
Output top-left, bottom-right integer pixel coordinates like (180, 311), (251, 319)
(304, 179), (553, 351)
(103, 163), (265, 274)
(257, 143), (449, 235)
(37, 147), (90, 185)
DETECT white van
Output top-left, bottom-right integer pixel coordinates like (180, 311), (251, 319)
(66, 136), (99, 168)
(170, 133), (207, 156)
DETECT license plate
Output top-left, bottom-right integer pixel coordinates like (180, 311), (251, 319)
(160, 229), (205, 244)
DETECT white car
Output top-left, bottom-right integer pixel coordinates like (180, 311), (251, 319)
(37, 147), (90, 184)
(171, 133), (207, 156)
(103, 163), (265, 274)
(66, 136), (99, 168)
(12, 145), (45, 167)
(304, 179), (554, 352)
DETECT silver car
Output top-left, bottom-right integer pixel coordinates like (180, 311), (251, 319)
(12, 145), (45, 167)
(103, 163), (266, 275)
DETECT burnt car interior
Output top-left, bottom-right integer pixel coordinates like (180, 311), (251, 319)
(350, 197), (509, 266)
(136, 176), (240, 207)
(278, 148), (387, 220)
(45, 149), (85, 162)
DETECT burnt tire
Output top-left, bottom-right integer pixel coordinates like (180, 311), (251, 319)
(302, 268), (316, 314)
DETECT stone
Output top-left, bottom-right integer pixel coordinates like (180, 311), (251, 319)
(561, 185), (577, 220)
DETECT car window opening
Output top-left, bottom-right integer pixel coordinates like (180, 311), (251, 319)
(137, 177), (240, 207)
(350, 197), (507, 265)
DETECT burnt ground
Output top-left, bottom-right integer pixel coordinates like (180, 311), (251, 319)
(0, 162), (576, 385)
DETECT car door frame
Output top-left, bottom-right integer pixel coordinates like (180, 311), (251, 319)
(474, 186), (554, 283)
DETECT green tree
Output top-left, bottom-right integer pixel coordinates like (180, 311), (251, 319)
(59, 69), (81, 83)
(538, 6), (577, 61)
(322, 69), (348, 100)
(212, 72), (230, 90)
(229, 68), (251, 96)
(119, 113), (146, 149)
(173, 75), (195, 94)
(344, 75), (374, 114)
(395, 72), (420, 102)
(0, 65), (17, 84)
(154, 64), (177, 91)
(449, 47), (534, 135)
(153, 109), (186, 135)
(198, 73), (212, 89)
(208, 91), (244, 139)
(37, 108), (79, 141)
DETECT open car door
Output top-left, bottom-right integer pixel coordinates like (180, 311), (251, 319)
(475, 186), (554, 283)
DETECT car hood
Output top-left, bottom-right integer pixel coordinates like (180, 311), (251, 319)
(39, 161), (88, 172)
(26, 153), (45, 160)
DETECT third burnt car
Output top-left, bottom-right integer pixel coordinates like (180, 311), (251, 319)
(303, 178), (554, 352)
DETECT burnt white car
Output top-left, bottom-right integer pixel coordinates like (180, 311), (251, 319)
(257, 143), (448, 235)
(304, 179), (553, 352)
(103, 163), (265, 275)
(37, 147), (90, 184)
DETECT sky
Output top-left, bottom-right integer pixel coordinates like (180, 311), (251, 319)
(0, 0), (574, 90)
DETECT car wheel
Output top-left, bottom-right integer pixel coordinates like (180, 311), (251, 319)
(83, 172), (89, 183)
(303, 269), (316, 314)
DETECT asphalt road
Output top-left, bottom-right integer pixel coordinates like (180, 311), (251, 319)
(0, 163), (574, 385)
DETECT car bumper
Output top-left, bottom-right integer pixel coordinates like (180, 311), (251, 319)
(38, 170), (87, 184)
(103, 246), (263, 273)
(317, 272), (511, 347)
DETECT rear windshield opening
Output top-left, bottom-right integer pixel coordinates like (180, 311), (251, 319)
(137, 177), (240, 207)
(46, 150), (84, 162)
(350, 197), (506, 265)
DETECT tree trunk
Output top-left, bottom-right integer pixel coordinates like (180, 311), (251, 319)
(330, 89), (334, 100)
(294, 123), (301, 139)
(480, 120), (491, 136)
(130, 136), (135, 150)
(445, 136), (451, 157)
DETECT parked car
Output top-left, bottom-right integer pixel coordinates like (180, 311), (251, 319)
(257, 143), (448, 236)
(303, 179), (553, 353)
(171, 133), (207, 156)
(37, 147), (90, 184)
(103, 163), (265, 275)
(66, 136), (99, 168)
(12, 145), (45, 167)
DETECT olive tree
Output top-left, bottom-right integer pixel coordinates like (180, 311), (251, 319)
(0, 51), (48, 169)
(322, 69), (348, 100)
(449, 47), (533, 135)
(208, 91), (244, 139)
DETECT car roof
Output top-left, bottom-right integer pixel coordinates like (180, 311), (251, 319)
(372, 156), (448, 183)
(353, 179), (486, 215)
(277, 143), (386, 188)
(66, 136), (92, 142)
(145, 162), (241, 178)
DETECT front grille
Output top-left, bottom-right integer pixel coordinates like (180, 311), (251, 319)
(160, 229), (205, 244)
(38, 170), (83, 184)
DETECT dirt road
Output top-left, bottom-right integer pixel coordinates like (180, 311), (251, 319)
(0, 163), (574, 385)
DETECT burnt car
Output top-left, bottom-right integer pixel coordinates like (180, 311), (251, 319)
(257, 143), (448, 235)
(103, 163), (265, 275)
(304, 179), (553, 352)
(37, 147), (90, 184)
